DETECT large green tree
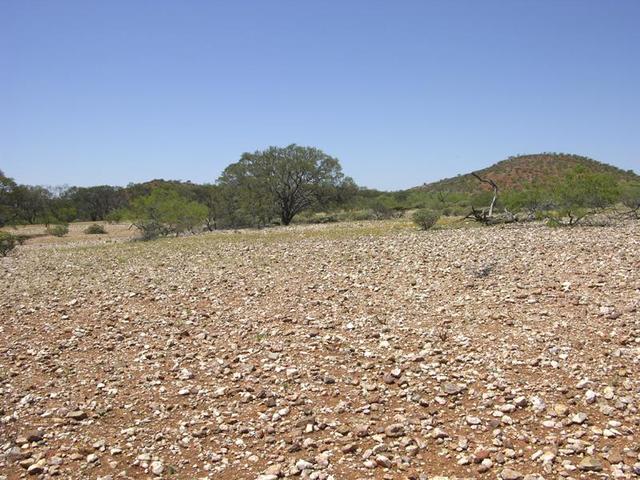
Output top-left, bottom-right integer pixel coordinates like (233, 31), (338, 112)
(218, 144), (346, 225)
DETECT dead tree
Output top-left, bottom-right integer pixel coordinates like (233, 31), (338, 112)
(464, 172), (499, 224)
(465, 172), (515, 225)
(471, 172), (498, 217)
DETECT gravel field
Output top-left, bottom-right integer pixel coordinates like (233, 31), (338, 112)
(1, 221), (639, 480)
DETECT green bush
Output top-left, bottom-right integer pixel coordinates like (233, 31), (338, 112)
(294, 212), (339, 224)
(345, 209), (378, 221)
(122, 188), (207, 240)
(369, 200), (396, 220)
(0, 232), (17, 256)
(546, 166), (620, 225)
(412, 209), (440, 230)
(47, 223), (69, 237)
(136, 220), (168, 241)
(14, 234), (31, 245)
(84, 223), (107, 234)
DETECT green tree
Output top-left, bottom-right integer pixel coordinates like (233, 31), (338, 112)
(503, 184), (553, 219)
(123, 188), (207, 239)
(11, 185), (51, 224)
(64, 185), (126, 221)
(550, 166), (620, 225)
(620, 182), (640, 218)
(193, 184), (225, 231)
(218, 144), (346, 225)
(0, 170), (17, 226)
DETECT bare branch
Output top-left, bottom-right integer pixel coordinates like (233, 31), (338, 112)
(471, 172), (499, 217)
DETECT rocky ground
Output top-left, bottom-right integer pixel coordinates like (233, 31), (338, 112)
(1, 220), (639, 480)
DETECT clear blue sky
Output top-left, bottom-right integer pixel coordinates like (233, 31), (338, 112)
(1, 0), (638, 190)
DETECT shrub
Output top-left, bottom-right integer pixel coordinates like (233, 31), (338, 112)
(123, 188), (207, 240)
(14, 234), (31, 245)
(135, 220), (168, 241)
(370, 201), (396, 220)
(412, 209), (440, 230)
(346, 209), (377, 221)
(84, 223), (107, 234)
(0, 232), (17, 256)
(47, 223), (69, 237)
(105, 210), (124, 223)
(315, 213), (338, 224)
(547, 166), (620, 225)
(620, 182), (640, 218)
(293, 212), (338, 224)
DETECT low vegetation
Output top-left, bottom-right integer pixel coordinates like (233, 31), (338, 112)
(412, 208), (440, 230)
(84, 223), (107, 234)
(46, 223), (69, 237)
(0, 231), (16, 256)
(1, 153), (638, 241)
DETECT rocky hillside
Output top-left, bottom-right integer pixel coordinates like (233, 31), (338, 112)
(417, 153), (638, 193)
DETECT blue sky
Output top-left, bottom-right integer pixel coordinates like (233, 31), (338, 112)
(1, 0), (638, 190)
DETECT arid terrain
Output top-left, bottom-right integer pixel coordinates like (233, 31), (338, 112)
(1, 221), (639, 480)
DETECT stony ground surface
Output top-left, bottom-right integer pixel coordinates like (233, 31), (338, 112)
(1, 221), (639, 480)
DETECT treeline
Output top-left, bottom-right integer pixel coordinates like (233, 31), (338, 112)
(0, 145), (385, 236)
(2, 146), (639, 238)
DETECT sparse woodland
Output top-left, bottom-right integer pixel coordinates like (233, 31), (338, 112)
(1, 152), (639, 242)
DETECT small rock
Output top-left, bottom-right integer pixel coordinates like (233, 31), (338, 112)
(433, 427), (448, 439)
(570, 412), (588, 424)
(514, 396), (528, 407)
(27, 461), (46, 475)
(384, 423), (405, 437)
(150, 461), (164, 475)
(540, 451), (555, 463)
(553, 403), (569, 416)
(341, 443), (357, 453)
(443, 382), (464, 395)
(263, 464), (282, 476)
(375, 454), (392, 468)
(478, 458), (493, 472)
(67, 410), (88, 421)
(501, 468), (524, 480)
(607, 450), (623, 464)
(578, 456), (603, 472)
(295, 459), (313, 471)
(25, 430), (44, 443)
(466, 415), (481, 425)
(531, 396), (546, 412)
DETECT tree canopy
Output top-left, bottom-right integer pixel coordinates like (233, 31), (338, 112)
(218, 144), (346, 225)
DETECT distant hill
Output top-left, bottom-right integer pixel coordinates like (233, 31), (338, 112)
(416, 153), (638, 193)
